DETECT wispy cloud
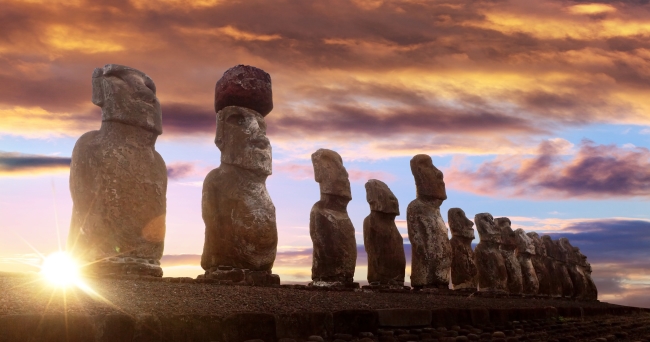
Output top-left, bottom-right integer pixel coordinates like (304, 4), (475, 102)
(0, 151), (71, 176)
(446, 139), (650, 199)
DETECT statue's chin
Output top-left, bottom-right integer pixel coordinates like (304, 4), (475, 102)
(224, 148), (272, 175)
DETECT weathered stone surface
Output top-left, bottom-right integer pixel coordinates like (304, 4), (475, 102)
(526, 232), (551, 296)
(473, 213), (507, 292)
(68, 64), (166, 277)
(310, 149), (356, 286)
(514, 228), (539, 295)
(407, 155), (451, 288)
(560, 238), (587, 299)
(214, 65), (273, 116)
(541, 235), (567, 297)
(553, 238), (575, 298)
(576, 247), (598, 300)
(363, 179), (405, 286)
(202, 70), (278, 276)
(496, 218), (523, 294)
(448, 208), (477, 290)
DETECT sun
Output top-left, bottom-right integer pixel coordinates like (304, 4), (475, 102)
(40, 251), (82, 287)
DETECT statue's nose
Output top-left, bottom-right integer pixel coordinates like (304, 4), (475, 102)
(250, 135), (270, 149)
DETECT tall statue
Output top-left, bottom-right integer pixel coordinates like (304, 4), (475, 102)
(363, 179), (405, 287)
(201, 65), (279, 286)
(496, 217), (523, 294)
(310, 149), (357, 287)
(527, 232), (551, 296)
(448, 208), (478, 291)
(515, 228), (539, 295)
(68, 64), (167, 276)
(474, 213), (507, 293)
(407, 154), (451, 288)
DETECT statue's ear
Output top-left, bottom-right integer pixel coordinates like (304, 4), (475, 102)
(214, 110), (224, 150)
(91, 68), (104, 107)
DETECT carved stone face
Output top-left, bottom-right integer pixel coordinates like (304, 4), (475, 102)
(574, 247), (589, 267)
(312, 148), (351, 199)
(515, 228), (535, 255)
(475, 213), (501, 243)
(365, 179), (399, 215)
(542, 235), (559, 260)
(92, 64), (162, 135)
(559, 238), (576, 264)
(448, 208), (475, 240)
(215, 106), (272, 175)
(496, 217), (516, 248)
(410, 154), (447, 201)
(527, 232), (547, 257)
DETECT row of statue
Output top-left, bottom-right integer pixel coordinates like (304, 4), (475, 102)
(66, 64), (597, 299)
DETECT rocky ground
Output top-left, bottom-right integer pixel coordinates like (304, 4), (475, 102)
(0, 274), (633, 316)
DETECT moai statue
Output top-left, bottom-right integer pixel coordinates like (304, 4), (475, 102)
(407, 154), (452, 289)
(496, 218), (523, 294)
(576, 248), (598, 300)
(201, 65), (280, 286)
(514, 229), (539, 295)
(363, 179), (405, 287)
(448, 208), (478, 291)
(560, 238), (587, 299)
(310, 149), (357, 287)
(68, 64), (166, 277)
(541, 235), (569, 297)
(474, 213), (508, 293)
(527, 232), (551, 296)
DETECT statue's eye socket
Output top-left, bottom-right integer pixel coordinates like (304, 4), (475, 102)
(145, 78), (156, 93)
(226, 113), (245, 125)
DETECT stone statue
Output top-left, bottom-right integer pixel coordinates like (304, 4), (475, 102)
(554, 238), (575, 297)
(576, 247), (598, 300)
(201, 65), (279, 286)
(541, 235), (570, 297)
(310, 148), (357, 287)
(448, 208), (477, 291)
(496, 217), (523, 294)
(560, 238), (587, 299)
(515, 228), (539, 295)
(407, 154), (451, 288)
(68, 64), (166, 277)
(527, 232), (551, 296)
(474, 213), (508, 293)
(363, 179), (405, 287)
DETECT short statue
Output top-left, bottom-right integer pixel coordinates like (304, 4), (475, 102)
(407, 154), (452, 288)
(363, 179), (405, 287)
(541, 235), (568, 297)
(496, 217), (523, 294)
(310, 149), (357, 287)
(576, 247), (598, 300)
(560, 238), (587, 299)
(474, 213), (508, 292)
(527, 232), (552, 296)
(201, 65), (279, 286)
(68, 64), (166, 276)
(515, 228), (539, 295)
(448, 208), (478, 291)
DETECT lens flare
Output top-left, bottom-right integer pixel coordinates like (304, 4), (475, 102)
(40, 251), (81, 287)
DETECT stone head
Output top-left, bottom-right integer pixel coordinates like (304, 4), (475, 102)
(495, 217), (516, 249)
(312, 149), (351, 200)
(475, 213), (501, 244)
(515, 228), (535, 255)
(448, 208), (475, 240)
(92, 64), (161, 134)
(365, 179), (399, 215)
(542, 235), (560, 260)
(574, 247), (589, 267)
(559, 238), (576, 264)
(527, 232), (547, 257)
(214, 65), (273, 116)
(215, 106), (272, 175)
(410, 154), (446, 202)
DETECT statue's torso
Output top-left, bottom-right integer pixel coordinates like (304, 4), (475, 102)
(310, 201), (356, 282)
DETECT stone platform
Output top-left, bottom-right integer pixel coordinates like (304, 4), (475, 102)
(0, 274), (648, 342)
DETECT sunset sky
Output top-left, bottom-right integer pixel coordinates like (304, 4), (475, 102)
(1, 0), (649, 308)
